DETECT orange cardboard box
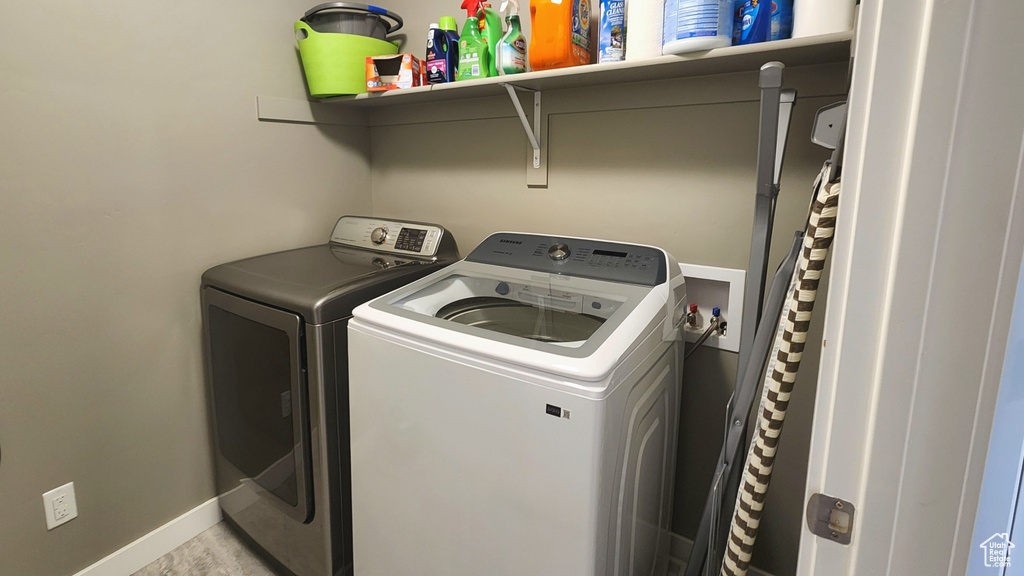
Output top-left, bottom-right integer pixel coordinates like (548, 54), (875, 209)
(366, 54), (426, 91)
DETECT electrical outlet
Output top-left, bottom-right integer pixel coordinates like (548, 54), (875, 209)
(42, 482), (78, 530)
(678, 263), (746, 353)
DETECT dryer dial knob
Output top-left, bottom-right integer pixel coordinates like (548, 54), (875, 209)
(370, 226), (388, 245)
(548, 243), (571, 261)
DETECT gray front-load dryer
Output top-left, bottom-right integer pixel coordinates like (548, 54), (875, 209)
(200, 216), (458, 576)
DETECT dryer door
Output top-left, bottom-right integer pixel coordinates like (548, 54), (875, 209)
(203, 287), (314, 523)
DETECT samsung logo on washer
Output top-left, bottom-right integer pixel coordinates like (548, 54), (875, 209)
(499, 239), (523, 245)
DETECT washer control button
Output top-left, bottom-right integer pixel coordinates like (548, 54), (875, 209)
(548, 243), (571, 261)
(370, 226), (388, 245)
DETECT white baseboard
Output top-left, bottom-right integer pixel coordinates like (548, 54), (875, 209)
(73, 497), (221, 576)
(670, 532), (775, 576)
(69, 499), (770, 576)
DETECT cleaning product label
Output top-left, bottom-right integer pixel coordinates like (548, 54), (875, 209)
(458, 39), (486, 79)
(736, 0), (771, 44)
(572, 0), (592, 59)
(427, 58), (449, 83)
(598, 0), (625, 63)
(460, 49), (480, 78)
(665, 0), (729, 41)
(499, 36), (527, 74)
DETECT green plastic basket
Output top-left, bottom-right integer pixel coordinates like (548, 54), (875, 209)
(295, 21), (399, 97)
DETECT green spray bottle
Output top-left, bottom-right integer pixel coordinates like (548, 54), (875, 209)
(496, 0), (527, 75)
(479, 2), (504, 77)
(458, 0), (491, 80)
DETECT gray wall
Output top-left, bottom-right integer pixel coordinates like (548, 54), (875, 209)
(369, 34), (845, 573)
(0, 2), (371, 575)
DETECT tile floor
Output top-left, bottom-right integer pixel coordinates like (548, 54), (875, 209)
(136, 522), (687, 575)
(133, 522), (279, 576)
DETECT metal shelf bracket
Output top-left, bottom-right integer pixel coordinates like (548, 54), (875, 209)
(502, 84), (541, 167)
(502, 84), (547, 187)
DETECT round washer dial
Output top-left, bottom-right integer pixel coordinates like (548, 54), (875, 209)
(548, 243), (571, 261)
(370, 226), (388, 245)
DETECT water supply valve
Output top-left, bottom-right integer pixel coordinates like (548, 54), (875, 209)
(686, 303), (702, 330)
(712, 306), (727, 335)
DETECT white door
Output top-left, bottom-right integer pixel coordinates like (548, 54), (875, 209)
(798, 0), (1024, 574)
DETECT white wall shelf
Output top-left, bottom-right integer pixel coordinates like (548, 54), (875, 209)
(321, 31), (852, 108)
(259, 31), (851, 187)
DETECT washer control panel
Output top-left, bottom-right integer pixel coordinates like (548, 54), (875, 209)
(331, 216), (445, 257)
(466, 233), (667, 286)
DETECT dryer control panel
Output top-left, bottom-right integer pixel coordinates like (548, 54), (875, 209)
(330, 216), (450, 258)
(466, 233), (667, 286)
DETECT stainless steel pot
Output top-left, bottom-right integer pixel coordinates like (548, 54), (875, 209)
(302, 2), (403, 40)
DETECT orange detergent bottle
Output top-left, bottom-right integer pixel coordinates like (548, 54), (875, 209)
(529, 0), (593, 71)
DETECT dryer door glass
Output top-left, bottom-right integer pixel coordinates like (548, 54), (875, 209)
(204, 288), (314, 523)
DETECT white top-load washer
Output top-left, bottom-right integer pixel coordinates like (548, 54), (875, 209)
(348, 232), (687, 576)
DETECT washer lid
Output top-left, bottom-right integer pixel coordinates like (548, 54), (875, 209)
(381, 263), (648, 352)
(357, 261), (683, 381)
(355, 232), (686, 381)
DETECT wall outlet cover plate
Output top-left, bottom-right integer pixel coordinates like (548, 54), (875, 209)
(42, 482), (78, 530)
